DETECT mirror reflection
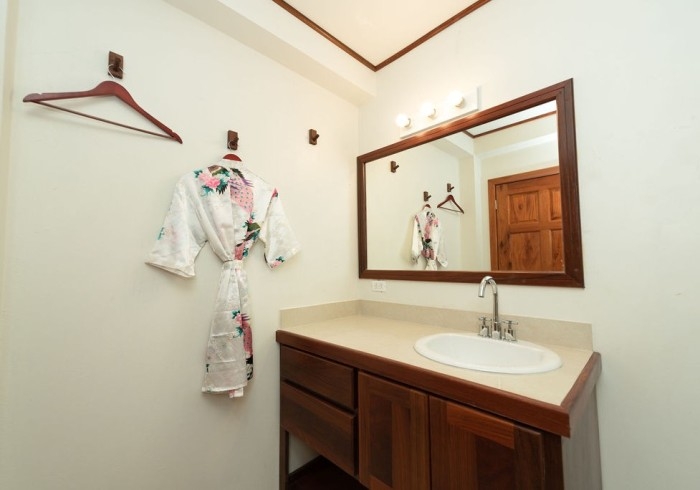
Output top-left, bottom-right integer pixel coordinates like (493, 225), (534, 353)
(366, 101), (559, 272)
(358, 79), (583, 287)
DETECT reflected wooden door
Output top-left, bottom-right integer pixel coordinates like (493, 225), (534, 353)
(489, 167), (563, 272)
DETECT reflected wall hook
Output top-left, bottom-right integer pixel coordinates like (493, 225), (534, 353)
(227, 130), (239, 150)
(447, 183), (455, 192)
(390, 160), (399, 173)
(423, 191), (431, 202)
(308, 129), (320, 145)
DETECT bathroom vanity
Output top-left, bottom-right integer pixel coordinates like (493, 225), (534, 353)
(277, 312), (601, 490)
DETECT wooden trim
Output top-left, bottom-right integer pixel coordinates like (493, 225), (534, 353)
(466, 110), (557, 139)
(277, 330), (602, 437)
(374, 0), (494, 70)
(271, 0), (376, 71)
(560, 352), (602, 433)
(443, 398), (516, 449)
(272, 0), (493, 71)
(280, 427), (289, 490)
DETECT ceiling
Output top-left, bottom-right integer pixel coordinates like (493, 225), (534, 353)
(273, 0), (492, 71)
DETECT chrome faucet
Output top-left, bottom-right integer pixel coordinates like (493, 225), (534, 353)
(478, 276), (501, 339)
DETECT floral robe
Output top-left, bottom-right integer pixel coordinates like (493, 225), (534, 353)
(411, 208), (447, 270)
(146, 161), (300, 397)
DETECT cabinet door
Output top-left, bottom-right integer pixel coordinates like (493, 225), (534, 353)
(430, 397), (549, 490)
(358, 373), (430, 490)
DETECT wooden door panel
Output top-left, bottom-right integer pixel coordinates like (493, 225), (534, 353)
(549, 187), (562, 220)
(489, 168), (563, 271)
(507, 190), (541, 225)
(507, 231), (543, 270)
(358, 373), (430, 490)
(430, 397), (548, 490)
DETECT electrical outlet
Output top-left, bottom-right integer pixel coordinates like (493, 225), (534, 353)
(371, 280), (387, 292)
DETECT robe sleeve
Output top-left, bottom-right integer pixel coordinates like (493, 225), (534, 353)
(260, 190), (300, 269)
(411, 215), (422, 263)
(436, 225), (448, 268)
(146, 181), (207, 277)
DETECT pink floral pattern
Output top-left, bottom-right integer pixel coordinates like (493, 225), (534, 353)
(412, 209), (448, 270)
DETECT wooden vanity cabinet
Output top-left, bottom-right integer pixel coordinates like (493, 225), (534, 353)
(358, 372), (430, 489)
(279, 346), (358, 489)
(429, 396), (563, 490)
(277, 332), (602, 490)
(358, 373), (563, 490)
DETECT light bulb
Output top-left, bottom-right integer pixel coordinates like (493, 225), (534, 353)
(420, 101), (436, 118)
(395, 113), (411, 128)
(447, 90), (465, 108)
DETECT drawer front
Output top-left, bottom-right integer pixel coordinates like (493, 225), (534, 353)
(280, 346), (356, 410)
(281, 382), (357, 476)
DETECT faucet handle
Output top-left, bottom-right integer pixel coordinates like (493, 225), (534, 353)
(501, 320), (518, 341)
(477, 316), (491, 337)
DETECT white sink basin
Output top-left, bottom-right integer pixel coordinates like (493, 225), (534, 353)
(414, 333), (562, 374)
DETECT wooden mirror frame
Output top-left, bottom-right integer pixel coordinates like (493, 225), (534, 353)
(358, 79), (584, 287)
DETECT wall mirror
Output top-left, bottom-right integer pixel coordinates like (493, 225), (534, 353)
(358, 79), (583, 287)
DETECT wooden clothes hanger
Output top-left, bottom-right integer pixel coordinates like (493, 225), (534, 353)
(437, 194), (465, 213)
(222, 153), (241, 161)
(23, 80), (182, 143)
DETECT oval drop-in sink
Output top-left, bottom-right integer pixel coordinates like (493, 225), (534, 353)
(414, 333), (562, 374)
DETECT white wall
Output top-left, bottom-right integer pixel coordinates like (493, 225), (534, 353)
(359, 0), (700, 488)
(0, 0), (358, 489)
(4, 1), (700, 489)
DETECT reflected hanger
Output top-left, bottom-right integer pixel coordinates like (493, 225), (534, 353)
(22, 80), (182, 143)
(437, 194), (464, 213)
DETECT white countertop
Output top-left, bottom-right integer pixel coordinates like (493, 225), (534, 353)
(279, 314), (595, 407)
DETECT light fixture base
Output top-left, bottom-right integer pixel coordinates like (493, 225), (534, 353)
(399, 87), (479, 139)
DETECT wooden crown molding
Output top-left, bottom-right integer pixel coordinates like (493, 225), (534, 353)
(272, 0), (493, 71)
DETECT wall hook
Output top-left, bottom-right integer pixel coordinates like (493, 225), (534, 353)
(108, 51), (124, 79)
(390, 161), (399, 173)
(227, 130), (239, 150)
(423, 191), (431, 202)
(447, 183), (455, 192)
(308, 129), (320, 145)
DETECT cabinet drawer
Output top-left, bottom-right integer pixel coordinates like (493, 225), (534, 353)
(280, 346), (355, 410)
(281, 381), (357, 476)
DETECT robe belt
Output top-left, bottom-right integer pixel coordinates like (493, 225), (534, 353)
(221, 259), (244, 269)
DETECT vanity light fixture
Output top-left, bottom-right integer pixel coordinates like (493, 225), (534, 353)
(447, 90), (465, 108)
(420, 101), (437, 119)
(395, 113), (411, 129)
(397, 87), (479, 139)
